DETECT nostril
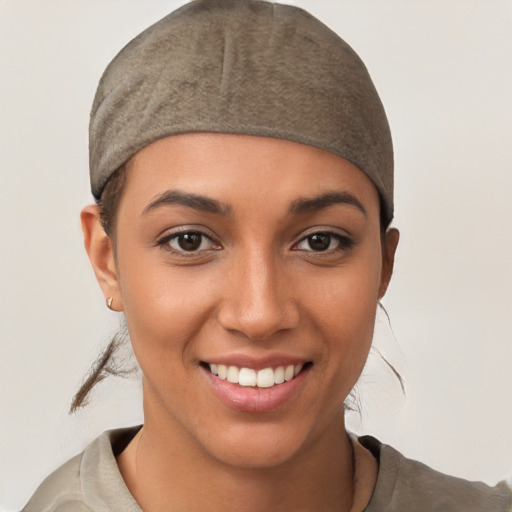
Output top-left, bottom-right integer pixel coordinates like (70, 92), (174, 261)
(218, 301), (300, 341)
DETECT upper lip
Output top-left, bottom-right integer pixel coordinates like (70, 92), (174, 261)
(201, 353), (311, 371)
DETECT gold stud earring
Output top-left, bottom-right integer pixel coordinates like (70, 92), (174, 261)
(106, 297), (114, 310)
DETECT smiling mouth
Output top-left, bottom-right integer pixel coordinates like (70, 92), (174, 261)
(201, 362), (312, 389)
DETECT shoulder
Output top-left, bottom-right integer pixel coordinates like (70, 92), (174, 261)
(22, 426), (142, 512)
(360, 435), (512, 512)
(22, 451), (91, 512)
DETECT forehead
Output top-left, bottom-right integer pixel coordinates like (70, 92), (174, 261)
(122, 133), (381, 217)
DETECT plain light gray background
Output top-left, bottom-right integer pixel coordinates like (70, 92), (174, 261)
(1, 1), (511, 510)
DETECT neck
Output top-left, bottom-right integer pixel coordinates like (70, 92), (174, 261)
(118, 418), (363, 512)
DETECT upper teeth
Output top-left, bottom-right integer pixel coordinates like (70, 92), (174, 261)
(209, 364), (303, 388)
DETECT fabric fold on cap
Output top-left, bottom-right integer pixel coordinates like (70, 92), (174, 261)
(89, 0), (394, 223)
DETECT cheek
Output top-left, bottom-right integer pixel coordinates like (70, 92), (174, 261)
(302, 248), (382, 382)
(115, 247), (222, 376)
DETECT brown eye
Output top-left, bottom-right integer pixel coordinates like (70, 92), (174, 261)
(307, 233), (331, 251)
(294, 231), (354, 253)
(164, 231), (216, 253)
(177, 233), (203, 251)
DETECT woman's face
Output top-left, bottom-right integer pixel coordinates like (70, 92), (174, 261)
(88, 133), (398, 469)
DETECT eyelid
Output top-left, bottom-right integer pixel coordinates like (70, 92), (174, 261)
(154, 225), (354, 256)
(156, 226), (222, 254)
(291, 228), (355, 253)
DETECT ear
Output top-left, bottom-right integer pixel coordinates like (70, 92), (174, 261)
(81, 204), (123, 311)
(379, 227), (400, 299)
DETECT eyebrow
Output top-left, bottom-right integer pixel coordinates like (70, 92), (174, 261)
(143, 190), (232, 216)
(289, 191), (367, 217)
(142, 189), (366, 218)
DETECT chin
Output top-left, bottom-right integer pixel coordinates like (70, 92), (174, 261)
(202, 424), (312, 470)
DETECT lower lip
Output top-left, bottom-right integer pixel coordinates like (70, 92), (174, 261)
(203, 366), (309, 413)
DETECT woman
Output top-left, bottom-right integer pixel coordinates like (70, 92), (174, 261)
(17, 0), (512, 510)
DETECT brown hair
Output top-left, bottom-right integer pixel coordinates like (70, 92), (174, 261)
(98, 165), (127, 239)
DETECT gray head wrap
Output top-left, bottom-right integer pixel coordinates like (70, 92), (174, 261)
(90, 0), (394, 223)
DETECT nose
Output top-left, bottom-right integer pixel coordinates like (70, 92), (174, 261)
(217, 250), (300, 341)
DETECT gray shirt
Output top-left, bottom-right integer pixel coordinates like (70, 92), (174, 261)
(23, 426), (512, 511)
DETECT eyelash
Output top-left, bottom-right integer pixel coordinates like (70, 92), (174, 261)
(157, 229), (220, 256)
(156, 229), (355, 257)
(293, 232), (355, 254)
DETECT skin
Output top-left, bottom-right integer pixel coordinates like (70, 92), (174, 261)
(82, 133), (399, 512)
